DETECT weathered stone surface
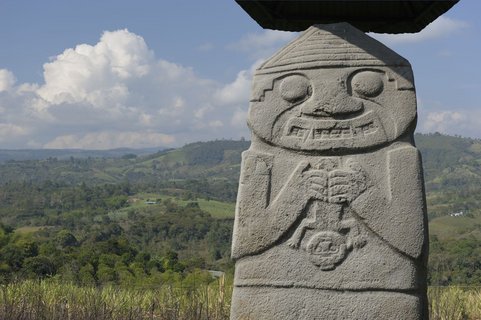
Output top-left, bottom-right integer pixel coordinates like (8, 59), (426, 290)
(230, 23), (428, 319)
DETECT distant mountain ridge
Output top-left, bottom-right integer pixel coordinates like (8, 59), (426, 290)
(1, 134), (481, 193)
(0, 140), (249, 201)
(0, 147), (166, 163)
(415, 132), (481, 191)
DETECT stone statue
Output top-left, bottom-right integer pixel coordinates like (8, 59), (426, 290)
(230, 23), (428, 319)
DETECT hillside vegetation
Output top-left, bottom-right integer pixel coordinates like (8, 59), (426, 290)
(0, 134), (480, 287)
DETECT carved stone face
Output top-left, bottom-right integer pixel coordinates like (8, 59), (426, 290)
(247, 24), (417, 153)
(248, 67), (416, 152)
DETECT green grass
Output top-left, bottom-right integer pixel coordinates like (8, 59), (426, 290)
(147, 149), (187, 167)
(14, 226), (49, 234)
(469, 142), (481, 154)
(91, 168), (118, 181)
(129, 193), (164, 206)
(189, 198), (235, 219)
(429, 213), (481, 241)
(120, 193), (235, 219)
(157, 195), (235, 219)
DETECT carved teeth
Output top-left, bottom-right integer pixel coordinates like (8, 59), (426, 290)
(290, 126), (308, 138)
(287, 119), (378, 141)
(279, 110), (388, 151)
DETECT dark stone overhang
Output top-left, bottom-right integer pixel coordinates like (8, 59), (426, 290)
(235, 0), (459, 33)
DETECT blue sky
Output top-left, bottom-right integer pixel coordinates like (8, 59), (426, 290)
(0, 0), (479, 149)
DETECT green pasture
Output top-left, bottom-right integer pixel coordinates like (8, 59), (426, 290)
(429, 213), (481, 241)
(120, 192), (235, 219)
(14, 226), (49, 234)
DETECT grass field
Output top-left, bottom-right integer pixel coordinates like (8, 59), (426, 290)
(429, 213), (481, 241)
(14, 226), (49, 234)
(0, 279), (480, 320)
(0, 276), (232, 320)
(429, 286), (481, 319)
(126, 193), (235, 219)
(185, 198), (235, 219)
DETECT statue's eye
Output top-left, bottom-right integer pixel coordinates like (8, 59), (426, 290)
(280, 75), (311, 103)
(351, 71), (384, 97)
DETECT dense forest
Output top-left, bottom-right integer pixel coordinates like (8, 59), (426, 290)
(0, 182), (233, 286)
(0, 134), (481, 287)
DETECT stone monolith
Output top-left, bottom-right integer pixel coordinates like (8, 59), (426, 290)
(230, 23), (428, 319)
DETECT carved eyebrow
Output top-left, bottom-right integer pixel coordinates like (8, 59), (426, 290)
(386, 69), (415, 91)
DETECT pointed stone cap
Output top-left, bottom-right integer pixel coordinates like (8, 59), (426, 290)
(256, 23), (410, 75)
(236, 0), (459, 33)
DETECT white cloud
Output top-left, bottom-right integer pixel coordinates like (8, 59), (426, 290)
(418, 107), (481, 139)
(215, 69), (251, 105)
(44, 131), (175, 149)
(370, 16), (468, 45)
(0, 29), (252, 149)
(208, 120), (224, 128)
(231, 109), (247, 128)
(229, 30), (297, 60)
(0, 124), (29, 140)
(0, 69), (16, 92)
(36, 29), (152, 106)
(421, 111), (465, 133)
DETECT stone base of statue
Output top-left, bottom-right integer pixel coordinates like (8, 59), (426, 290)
(231, 287), (423, 319)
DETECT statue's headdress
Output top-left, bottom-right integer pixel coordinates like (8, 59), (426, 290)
(256, 23), (410, 75)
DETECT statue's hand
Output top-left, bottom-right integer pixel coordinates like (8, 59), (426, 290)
(304, 169), (329, 201)
(328, 159), (368, 204)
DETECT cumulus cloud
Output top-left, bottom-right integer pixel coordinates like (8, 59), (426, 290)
(0, 29), (253, 149)
(44, 131), (175, 149)
(418, 108), (481, 139)
(421, 110), (465, 133)
(231, 109), (248, 128)
(5, 26), (481, 149)
(215, 70), (251, 106)
(370, 16), (467, 45)
(0, 69), (16, 92)
(0, 124), (29, 140)
(37, 30), (152, 106)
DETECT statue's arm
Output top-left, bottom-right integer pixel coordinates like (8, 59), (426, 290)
(232, 150), (310, 259)
(350, 146), (427, 259)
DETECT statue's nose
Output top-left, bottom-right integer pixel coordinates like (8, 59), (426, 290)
(301, 90), (363, 117)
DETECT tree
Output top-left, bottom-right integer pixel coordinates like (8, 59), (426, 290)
(23, 256), (56, 278)
(56, 230), (79, 248)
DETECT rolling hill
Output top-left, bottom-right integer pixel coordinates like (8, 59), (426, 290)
(0, 133), (480, 285)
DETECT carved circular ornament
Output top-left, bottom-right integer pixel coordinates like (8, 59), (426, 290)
(306, 231), (347, 270)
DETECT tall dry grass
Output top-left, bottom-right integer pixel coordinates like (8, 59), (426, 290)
(429, 286), (481, 320)
(2, 280), (481, 320)
(0, 276), (232, 320)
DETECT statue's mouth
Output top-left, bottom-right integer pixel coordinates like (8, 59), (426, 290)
(279, 111), (388, 151)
